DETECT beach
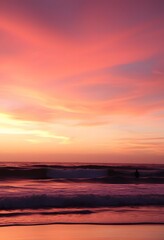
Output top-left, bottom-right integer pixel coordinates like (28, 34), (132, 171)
(0, 0), (164, 239)
(0, 224), (164, 240)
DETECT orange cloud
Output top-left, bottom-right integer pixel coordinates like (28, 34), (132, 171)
(0, 0), (163, 161)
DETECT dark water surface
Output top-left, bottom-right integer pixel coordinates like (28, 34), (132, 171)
(0, 162), (163, 226)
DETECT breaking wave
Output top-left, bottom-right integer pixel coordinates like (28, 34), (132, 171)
(0, 193), (163, 210)
(0, 163), (163, 183)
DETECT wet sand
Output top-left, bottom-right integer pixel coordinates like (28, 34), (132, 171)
(0, 224), (164, 240)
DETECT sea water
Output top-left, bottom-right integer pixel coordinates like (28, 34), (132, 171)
(0, 162), (163, 226)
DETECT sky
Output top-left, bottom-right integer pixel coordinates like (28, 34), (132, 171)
(0, 0), (164, 163)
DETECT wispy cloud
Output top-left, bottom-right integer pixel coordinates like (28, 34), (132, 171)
(0, 113), (71, 144)
(0, 0), (163, 160)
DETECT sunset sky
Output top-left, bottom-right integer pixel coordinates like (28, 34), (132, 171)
(0, 0), (163, 163)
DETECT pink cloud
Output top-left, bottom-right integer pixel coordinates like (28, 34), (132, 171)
(0, 0), (163, 159)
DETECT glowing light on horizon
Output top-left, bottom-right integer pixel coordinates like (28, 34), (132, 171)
(0, 113), (70, 145)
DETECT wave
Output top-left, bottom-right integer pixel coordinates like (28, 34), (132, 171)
(0, 193), (163, 210)
(47, 168), (106, 179)
(1, 222), (164, 228)
(0, 209), (93, 218)
(0, 163), (164, 183)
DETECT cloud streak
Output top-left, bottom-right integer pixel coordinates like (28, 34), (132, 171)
(0, 0), (163, 161)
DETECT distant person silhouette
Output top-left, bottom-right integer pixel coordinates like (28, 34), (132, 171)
(135, 169), (140, 179)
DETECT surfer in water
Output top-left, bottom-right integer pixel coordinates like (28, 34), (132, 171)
(135, 169), (140, 179)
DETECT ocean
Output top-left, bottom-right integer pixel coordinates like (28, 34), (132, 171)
(0, 162), (164, 227)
